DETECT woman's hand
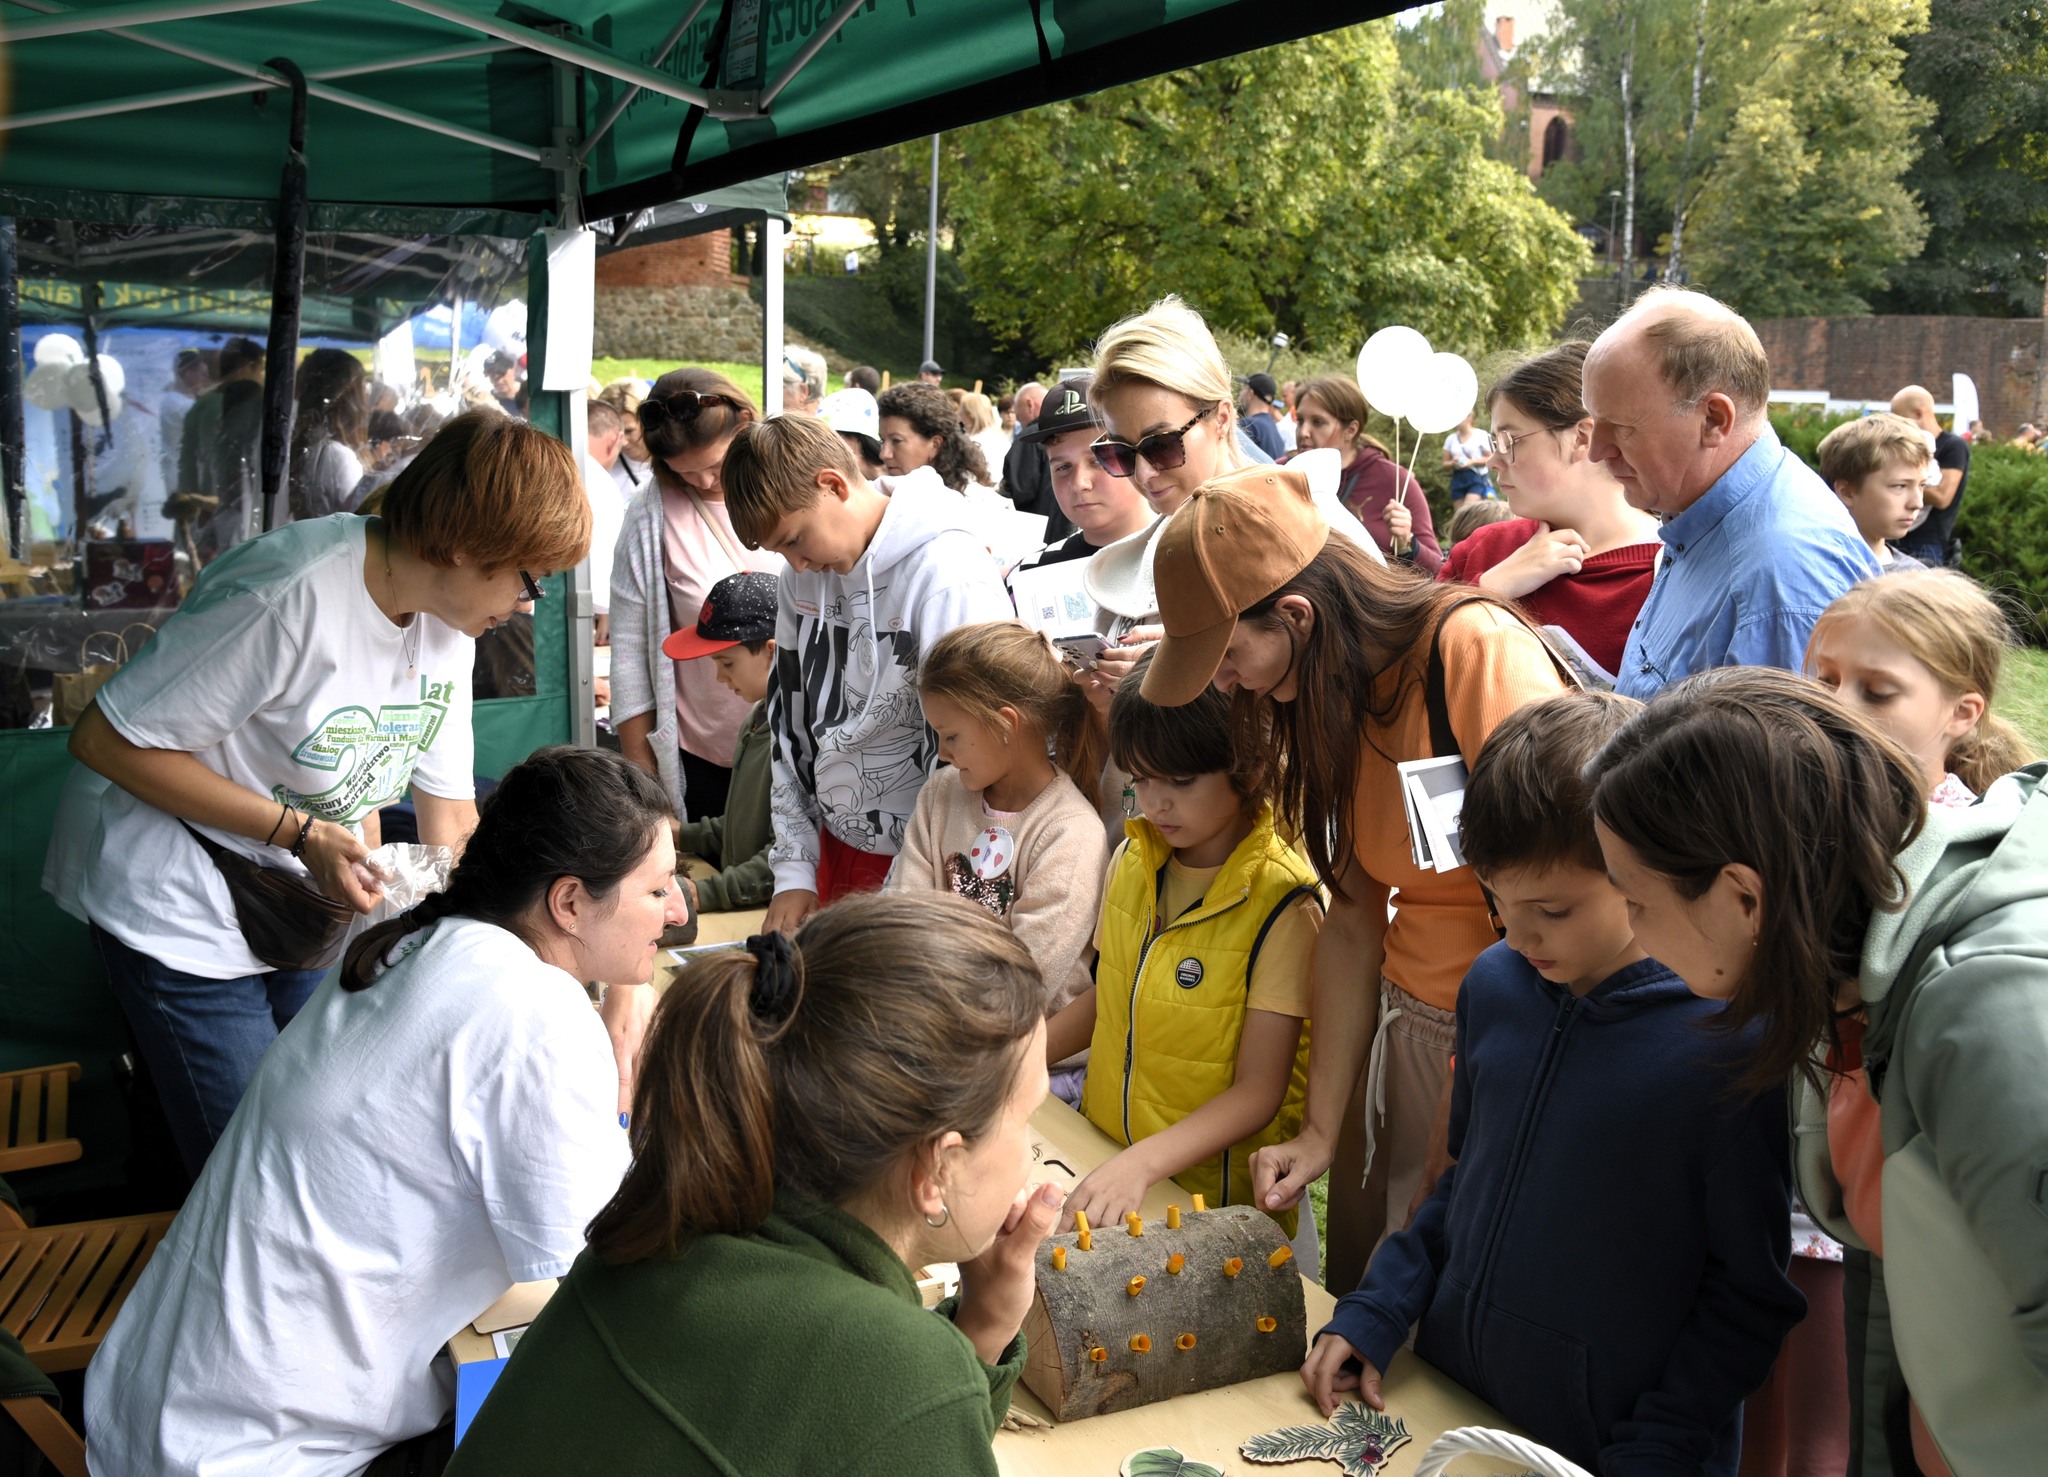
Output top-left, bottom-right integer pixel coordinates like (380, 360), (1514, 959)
(1062, 1147), (1156, 1233)
(1475, 522), (1589, 600)
(1086, 624), (1165, 695)
(1301, 1333), (1382, 1417)
(599, 982), (658, 1118)
(301, 820), (383, 913)
(955, 1181), (1065, 1365)
(762, 888), (818, 936)
(1250, 1127), (1334, 1215)
(1383, 500), (1414, 554)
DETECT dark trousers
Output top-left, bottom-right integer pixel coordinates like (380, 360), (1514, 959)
(679, 746), (732, 823)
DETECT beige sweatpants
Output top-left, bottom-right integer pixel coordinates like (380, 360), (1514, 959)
(1320, 978), (1458, 1297)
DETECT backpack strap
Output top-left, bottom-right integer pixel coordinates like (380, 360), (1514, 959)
(1424, 596), (1581, 760)
(1248, 884), (1324, 982)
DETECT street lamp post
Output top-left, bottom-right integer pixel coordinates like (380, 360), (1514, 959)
(1605, 189), (1623, 274)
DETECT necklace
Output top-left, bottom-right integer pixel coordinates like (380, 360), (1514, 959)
(380, 525), (423, 680)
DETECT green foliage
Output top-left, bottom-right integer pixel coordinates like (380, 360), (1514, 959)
(1120, 1450), (1224, 1477)
(1687, 0), (1934, 315)
(1393, 0), (1489, 93)
(943, 22), (1588, 366)
(1771, 407), (2048, 646)
(1240, 1403), (1412, 1477)
(1874, 0), (2048, 317)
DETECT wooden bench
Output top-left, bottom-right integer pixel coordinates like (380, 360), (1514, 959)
(0, 1209), (174, 1374)
(0, 1065), (83, 1177)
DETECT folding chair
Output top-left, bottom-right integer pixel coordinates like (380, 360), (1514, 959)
(0, 1196), (174, 1375)
(0, 1066), (83, 1177)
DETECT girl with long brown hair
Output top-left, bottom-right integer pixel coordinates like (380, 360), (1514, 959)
(611, 366), (786, 824)
(1137, 463), (1568, 1295)
(448, 893), (1065, 1474)
(887, 622), (1110, 1017)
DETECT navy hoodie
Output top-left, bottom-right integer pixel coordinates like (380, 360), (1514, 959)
(1323, 945), (1804, 1477)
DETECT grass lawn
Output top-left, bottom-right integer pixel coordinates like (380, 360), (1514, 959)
(592, 359), (765, 407)
(2000, 648), (2048, 755)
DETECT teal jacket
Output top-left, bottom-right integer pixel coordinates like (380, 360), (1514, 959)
(447, 1189), (1023, 1476)
(1793, 764), (2048, 1474)
(675, 701), (773, 912)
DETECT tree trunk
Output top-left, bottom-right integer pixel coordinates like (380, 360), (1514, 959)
(1020, 1204), (1308, 1423)
(1619, 6), (1638, 286)
(1666, 0), (1710, 282)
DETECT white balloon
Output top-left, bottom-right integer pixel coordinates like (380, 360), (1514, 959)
(32, 334), (85, 369)
(1355, 326), (1433, 423)
(24, 362), (73, 411)
(64, 356), (127, 426)
(1405, 352), (1480, 435)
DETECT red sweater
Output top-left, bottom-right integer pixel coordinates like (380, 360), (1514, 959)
(1438, 518), (1657, 678)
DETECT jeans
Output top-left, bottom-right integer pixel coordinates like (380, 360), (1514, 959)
(90, 924), (325, 1176)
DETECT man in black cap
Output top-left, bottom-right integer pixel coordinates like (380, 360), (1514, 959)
(1010, 375), (1147, 573)
(1239, 371), (1286, 460)
(1000, 380), (1072, 540)
(918, 359), (944, 385)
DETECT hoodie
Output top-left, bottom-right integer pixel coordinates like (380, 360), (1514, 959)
(766, 470), (1015, 894)
(1793, 764), (2048, 1475)
(1324, 944), (1803, 1477)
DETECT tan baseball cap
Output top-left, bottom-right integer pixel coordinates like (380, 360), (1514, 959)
(1138, 465), (1330, 707)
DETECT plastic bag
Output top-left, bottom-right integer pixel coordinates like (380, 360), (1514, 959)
(350, 843), (454, 925)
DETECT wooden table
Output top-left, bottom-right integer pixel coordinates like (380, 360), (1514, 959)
(997, 1100), (1513, 1477)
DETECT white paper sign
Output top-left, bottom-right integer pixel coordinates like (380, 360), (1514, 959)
(540, 229), (595, 392)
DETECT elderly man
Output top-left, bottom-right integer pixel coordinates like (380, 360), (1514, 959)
(1000, 380), (1072, 539)
(1583, 289), (1876, 699)
(1889, 384), (1969, 566)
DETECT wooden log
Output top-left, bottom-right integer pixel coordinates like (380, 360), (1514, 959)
(1020, 1203), (1307, 1423)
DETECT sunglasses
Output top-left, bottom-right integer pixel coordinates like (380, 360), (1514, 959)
(518, 570), (545, 603)
(637, 390), (742, 433)
(1090, 403), (1216, 479)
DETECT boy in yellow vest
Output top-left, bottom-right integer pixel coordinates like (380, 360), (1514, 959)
(1045, 652), (1321, 1264)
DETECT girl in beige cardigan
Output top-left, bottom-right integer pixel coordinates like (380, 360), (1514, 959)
(887, 622), (1107, 1023)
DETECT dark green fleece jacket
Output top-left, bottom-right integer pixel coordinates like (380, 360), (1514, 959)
(676, 701), (773, 911)
(446, 1189), (1023, 1476)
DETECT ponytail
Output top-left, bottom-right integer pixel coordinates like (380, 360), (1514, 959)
(920, 621), (1107, 788)
(1950, 714), (2035, 797)
(339, 745), (673, 992)
(586, 893), (1043, 1260)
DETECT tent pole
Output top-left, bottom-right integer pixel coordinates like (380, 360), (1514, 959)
(546, 59), (597, 751)
(758, 0), (865, 111)
(763, 214), (785, 416)
(6, 0), (316, 43)
(382, 0), (714, 109)
(0, 218), (23, 559)
(259, 58), (309, 534)
(574, 0), (710, 165)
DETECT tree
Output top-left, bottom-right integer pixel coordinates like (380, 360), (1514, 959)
(945, 21), (1589, 365)
(1686, 0), (1933, 316)
(1874, 0), (2048, 316)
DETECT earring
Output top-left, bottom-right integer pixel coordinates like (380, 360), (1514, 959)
(924, 1203), (952, 1229)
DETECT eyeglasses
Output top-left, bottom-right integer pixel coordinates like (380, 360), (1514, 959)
(637, 390), (742, 433)
(1490, 425), (1571, 466)
(1090, 404), (1216, 479)
(518, 570), (545, 602)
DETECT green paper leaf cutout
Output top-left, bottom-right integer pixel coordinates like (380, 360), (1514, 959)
(1240, 1403), (1412, 1477)
(1122, 1447), (1227, 1477)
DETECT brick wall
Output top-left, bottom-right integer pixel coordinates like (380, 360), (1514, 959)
(1753, 315), (2048, 436)
(594, 229), (745, 289)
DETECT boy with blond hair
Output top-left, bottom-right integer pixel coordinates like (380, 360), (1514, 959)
(1817, 413), (1933, 571)
(720, 414), (1013, 934)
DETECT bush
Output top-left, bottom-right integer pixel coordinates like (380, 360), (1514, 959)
(1770, 408), (2048, 645)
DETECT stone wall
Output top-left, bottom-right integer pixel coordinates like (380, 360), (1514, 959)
(1753, 315), (2048, 437)
(593, 283), (761, 361)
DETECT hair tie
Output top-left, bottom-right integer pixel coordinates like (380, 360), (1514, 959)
(745, 933), (802, 1022)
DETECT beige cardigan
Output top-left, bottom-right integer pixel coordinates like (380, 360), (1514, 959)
(885, 765), (1104, 1012)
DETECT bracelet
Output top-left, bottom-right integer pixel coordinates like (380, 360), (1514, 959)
(290, 814), (315, 861)
(264, 800), (291, 847)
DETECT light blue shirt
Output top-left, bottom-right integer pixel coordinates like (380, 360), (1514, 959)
(1615, 427), (1879, 700)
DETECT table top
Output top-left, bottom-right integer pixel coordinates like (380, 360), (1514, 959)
(996, 1100), (1512, 1477)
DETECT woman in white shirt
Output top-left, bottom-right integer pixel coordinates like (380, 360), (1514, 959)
(85, 745), (685, 1477)
(66, 412), (590, 1175)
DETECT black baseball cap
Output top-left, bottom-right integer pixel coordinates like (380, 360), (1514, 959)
(1243, 372), (1279, 402)
(662, 571), (780, 660)
(1016, 374), (1099, 446)
(919, 359), (943, 376)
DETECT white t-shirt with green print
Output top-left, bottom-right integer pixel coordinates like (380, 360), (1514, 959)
(81, 514), (474, 978)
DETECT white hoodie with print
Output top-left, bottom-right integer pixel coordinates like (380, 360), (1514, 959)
(766, 467), (1016, 894)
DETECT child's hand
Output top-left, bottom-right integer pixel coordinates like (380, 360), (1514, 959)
(1476, 521), (1589, 600)
(1250, 1128), (1332, 1214)
(762, 888), (818, 936)
(955, 1181), (1065, 1365)
(1063, 1149), (1155, 1233)
(1301, 1333), (1382, 1417)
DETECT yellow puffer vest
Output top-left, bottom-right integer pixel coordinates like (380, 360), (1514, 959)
(1080, 803), (1319, 1236)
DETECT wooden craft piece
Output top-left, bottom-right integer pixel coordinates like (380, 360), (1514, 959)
(1239, 1402), (1412, 1477)
(1021, 1203), (1307, 1423)
(1121, 1448), (1225, 1477)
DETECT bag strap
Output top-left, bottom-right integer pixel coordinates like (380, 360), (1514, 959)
(682, 485), (750, 574)
(1248, 884), (1324, 981)
(78, 630), (128, 669)
(1424, 597), (1580, 760)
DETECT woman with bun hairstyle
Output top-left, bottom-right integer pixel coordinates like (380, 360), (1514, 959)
(1589, 668), (2048, 1476)
(1140, 464), (1568, 1295)
(449, 893), (1064, 1475)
